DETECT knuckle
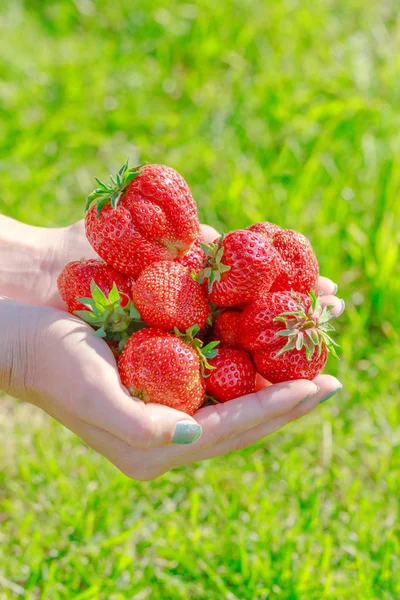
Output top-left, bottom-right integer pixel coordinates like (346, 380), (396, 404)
(124, 416), (155, 449)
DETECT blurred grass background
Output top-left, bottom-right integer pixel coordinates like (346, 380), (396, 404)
(0, 0), (399, 598)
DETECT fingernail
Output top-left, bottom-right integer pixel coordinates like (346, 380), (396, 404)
(320, 387), (342, 404)
(337, 299), (345, 317)
(172, 421), (202, 444)
(300, 386), (320, 403)
(332, 283), (338, 295)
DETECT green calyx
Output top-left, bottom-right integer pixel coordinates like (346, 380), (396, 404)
(74, 280), (146, 353)
(174, 325), (219, 376)
(85, 160), (144, 216)
(274, 290), (339, 361)
(197, 236), (231, 293)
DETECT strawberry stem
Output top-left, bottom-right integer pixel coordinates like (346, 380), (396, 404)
(274, 290), (339, 361)
(198, 236), (231, 293)
(174, 326), (219, 376)
(74, 281), (146, 352)
(86, 160), (144, 215)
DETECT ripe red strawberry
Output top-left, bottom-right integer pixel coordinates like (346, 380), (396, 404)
(247, 221), (281, 241)
(238, 291), (304, 351)
(199, 230), (283, 307)
(118, 328), (214, 415)
(240, 290), (338, 383)
(132, 261), (210, 332)
(57, 259), (132, 313)
(85, 162), (200, 278)
(205, 348), (256, 402)
(175, 238), (206, 273)
(212, 309), (242, 348)
(253, 344), (328, 384)
(247, 222), (319, 294)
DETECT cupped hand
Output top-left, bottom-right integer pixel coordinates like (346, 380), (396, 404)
(1, 298), (342, 481)
(63, 371), (341, 481)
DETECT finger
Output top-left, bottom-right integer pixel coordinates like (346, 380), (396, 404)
(121, 379), (321, 473)
(316, 276), (338, 296)
(76, 360), (202, 450)
(163, 379), (319, 453)
(192, 374), (342, 460)
(200, 224), (220, 244)
(320, 294), (345, 318)
(255, 373), (272, 391)
(58, 416), (160, 481)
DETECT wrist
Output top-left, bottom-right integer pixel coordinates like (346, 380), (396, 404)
(0, 216), (59, 305)
(0, 298), (40, 402)
(0, 217), (96, 309)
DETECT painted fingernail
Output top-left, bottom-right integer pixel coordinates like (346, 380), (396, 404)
(332, 283), (338, 295)
(320, 387), (342, 404)
(337, 299), (345, 316)
(300, 386), (320, 403)
(172, 421), (202, 444)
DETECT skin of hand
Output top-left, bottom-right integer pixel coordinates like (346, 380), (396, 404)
(0, 217), (95, 309)
(0, 217), (344, 480)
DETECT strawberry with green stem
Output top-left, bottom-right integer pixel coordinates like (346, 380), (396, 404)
(118, 326), (219, 415)
(70, 260), (211, 354)
(57, 259), (133, 314)
(239, 290), (339, 383)
(85, 161), (200, 278)
(74, 281), (146, 354)
(198, 229), (283, 307)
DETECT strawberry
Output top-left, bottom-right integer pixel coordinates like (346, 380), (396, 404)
(85, 162), (200, 278)
(247, 221), (282, 241)
(175, 238), (206, 273)
(238, 291), (303, 351)
(253, 344), (328, 384)
(247, 222), (319, 294)
(70, 281), (145, 354)
(118, 327), (218, 415)
(57, 259), (132, 313)
(212, 309), (242, 348)
(240, 290), (338, 383)
(131, 261), (210, 332)
(205, 348), (256, 402)
(199, 230), (283, 307)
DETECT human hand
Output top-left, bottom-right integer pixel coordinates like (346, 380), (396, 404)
(0, 296), (342, 481)
(0, 216), (345, 317)
(0, 218), (225, 309)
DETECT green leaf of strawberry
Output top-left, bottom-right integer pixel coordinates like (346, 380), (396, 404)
(174, 325), (220, 376)
(86, 160), (144, 215)
(198, 236), (231, 293)
(74, 280), (147, 353)
(273, 290), (339, 361)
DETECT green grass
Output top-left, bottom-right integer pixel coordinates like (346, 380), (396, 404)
(0, 0), (399, 598)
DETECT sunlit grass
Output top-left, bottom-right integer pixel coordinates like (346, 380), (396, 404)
(0, 0), (399, 598)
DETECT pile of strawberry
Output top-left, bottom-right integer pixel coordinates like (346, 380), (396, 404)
(58, 162), (338, 416)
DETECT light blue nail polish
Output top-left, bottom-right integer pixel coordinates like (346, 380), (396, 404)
(332, 283), (338, 295)
(172, 421), (202, 444)
(300, 386), (320, 403)
(320, 387), (342, 404)
(337, 299), (345, 316)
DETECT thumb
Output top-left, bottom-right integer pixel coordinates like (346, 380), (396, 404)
(79, 365), (202, 449)
(200, 223), (220, 244)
